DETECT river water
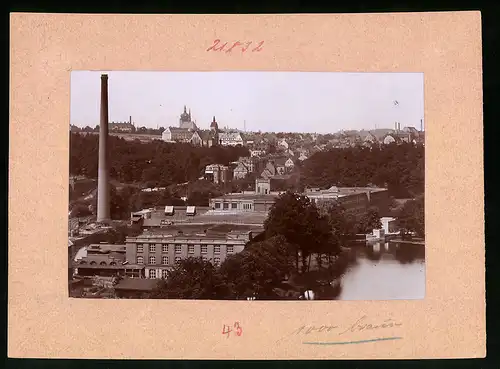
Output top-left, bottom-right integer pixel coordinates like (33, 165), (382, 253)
(337, 241), (425, 300)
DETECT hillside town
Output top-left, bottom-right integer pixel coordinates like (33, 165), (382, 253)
(68, 74), (425, 300)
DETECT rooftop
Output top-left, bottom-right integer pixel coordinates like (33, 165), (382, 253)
(114, 278), (159, 292)
(86, 244), (127, 253)
(211, 193), (278, 201)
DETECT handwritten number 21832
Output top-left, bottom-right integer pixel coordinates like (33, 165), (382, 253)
(207, 40), (264, 53)
(222, 322), (243, 338)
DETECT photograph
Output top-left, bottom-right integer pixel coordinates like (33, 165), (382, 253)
(68, 71), (425, 301)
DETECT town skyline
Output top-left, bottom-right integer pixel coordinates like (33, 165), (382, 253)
(70, 71), (424, 133)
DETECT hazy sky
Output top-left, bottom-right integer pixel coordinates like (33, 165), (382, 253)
(70, 71), (424, 133)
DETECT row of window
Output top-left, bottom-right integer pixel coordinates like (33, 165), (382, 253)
(137, 244), (233, 254)
(138, 255), (222, 265)
(213, 202), (254, 210)
(149, 269), (168, 279)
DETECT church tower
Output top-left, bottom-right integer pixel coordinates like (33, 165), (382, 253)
(210, 116), (219, 131)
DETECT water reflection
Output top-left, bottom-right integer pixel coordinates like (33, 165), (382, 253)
(336, 241), (425, 300)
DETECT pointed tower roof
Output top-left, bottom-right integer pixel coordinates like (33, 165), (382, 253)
(210, 116), (218, 129)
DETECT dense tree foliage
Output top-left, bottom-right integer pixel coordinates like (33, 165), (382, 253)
(300, 143), (424, 198)
(219, 236), (294, 299)
(264, 191), (336, 273)
(149, 257), (227, 299)
(397, 196), (425, 239)
(69, 133), (249, 186)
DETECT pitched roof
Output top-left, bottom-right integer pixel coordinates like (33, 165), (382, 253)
(167, 127), (191, 133)
(272, 157), (288, 166)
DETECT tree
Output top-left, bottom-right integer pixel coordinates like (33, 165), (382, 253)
(299, 143), (424, 199)
(356, 207), (382, 234)
(149, 257), (227, 299)
(69, 203), (92, 218)
(264, 191), (332, 273)
(397, 196), (425, 238)
(219, 236), (294, 299)
(186, 191), (210, 206)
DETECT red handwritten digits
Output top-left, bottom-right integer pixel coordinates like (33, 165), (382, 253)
(222, 322), (242, 338)
(207, 39), (228, 52)
(209, 40), (263, 53)
(251, 41), (264, 52)
(226, 41), (243, 53)
(234, 322), (243, 336)
(206, 39), (220, 52)
(241, 42), (253, 52)
(222, 324), (232, 338)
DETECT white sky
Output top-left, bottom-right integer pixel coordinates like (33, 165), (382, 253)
(70, 71), (424, 133)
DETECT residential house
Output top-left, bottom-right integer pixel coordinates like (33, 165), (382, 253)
(260, 161), (277, 179)
(205, 164), (231, 184)
(382, 130), (414, 145)
(219, 131), (245, 146)
(238, 157), (256, 172)
(298, 152), (308, 161)
(271, 157), (288, 175)
(189, 131), (203, 146)
(277, 138), (289, 150)
(162, 127), (193, 142)
(362, 132), (379, 147)
(233, 162), (250, 179)
(109, 121), (135, 133)
(199, 129), (219, 147)
(250, 149), (266, 157)
(284, 157), (295, 172)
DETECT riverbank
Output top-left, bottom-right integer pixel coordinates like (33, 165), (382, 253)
(390, 238), (425, 245)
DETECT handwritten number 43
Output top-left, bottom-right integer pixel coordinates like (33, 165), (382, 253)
(207, 40), (264, 53)
(222, 322), (243, 338)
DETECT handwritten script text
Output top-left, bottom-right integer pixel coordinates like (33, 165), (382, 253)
(207, 40), (265, 53)
(278, 316), (403, 345)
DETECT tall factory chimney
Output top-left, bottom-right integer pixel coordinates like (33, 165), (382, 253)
(97, 74), (111, 223)
(420, 119), (423, 132)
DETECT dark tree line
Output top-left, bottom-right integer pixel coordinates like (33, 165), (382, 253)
(299, 143), (424, 198)
(69, 133), (249, 187)
(397, 196), (425, 239)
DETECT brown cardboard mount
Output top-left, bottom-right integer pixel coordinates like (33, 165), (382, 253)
(9, 12), (484, 359)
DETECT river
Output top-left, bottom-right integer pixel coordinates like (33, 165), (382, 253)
(336, 241), (425, 300)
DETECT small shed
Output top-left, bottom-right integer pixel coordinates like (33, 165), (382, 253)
(114, 278), (159, 298)
(186, 206), (196, 216)
(164, 205), (175, 216)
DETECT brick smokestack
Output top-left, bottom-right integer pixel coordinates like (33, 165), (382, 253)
(97, 74), (111, 223)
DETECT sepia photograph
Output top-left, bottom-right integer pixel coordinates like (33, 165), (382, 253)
(68, 71), (425, 301)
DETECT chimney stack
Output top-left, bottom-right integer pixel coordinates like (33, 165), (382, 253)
(420, 119), (423, 132)
(97, 74), (111, 223)
(129, 115), (132, 125)
(395, 122), (397, 131)
(398, 122), (401, 131)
